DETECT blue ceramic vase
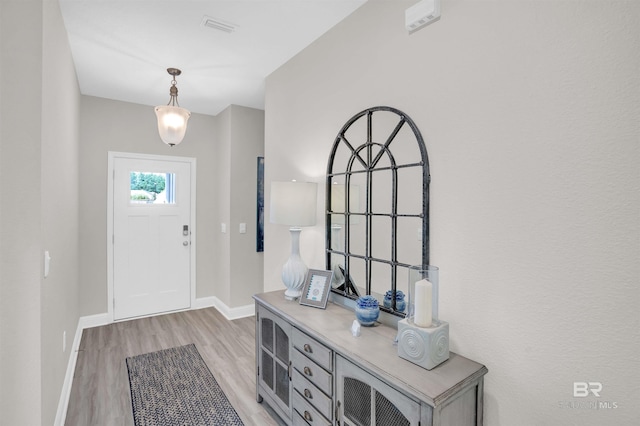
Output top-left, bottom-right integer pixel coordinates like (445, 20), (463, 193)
(355, 295), (380, 326)
(383, 290), (406, 312)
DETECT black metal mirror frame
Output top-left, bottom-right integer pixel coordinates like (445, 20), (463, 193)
(326, 106), (430, 315)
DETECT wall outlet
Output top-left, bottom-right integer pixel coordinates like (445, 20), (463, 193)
(63, 331), (66, 353)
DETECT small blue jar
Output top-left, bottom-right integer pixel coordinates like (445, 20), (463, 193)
(355, 295), (380, 326)
(383, 290), (406, 312)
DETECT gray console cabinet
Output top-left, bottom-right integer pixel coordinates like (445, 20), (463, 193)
(255, 291), (488, 426)
(256, 305), (293, 421)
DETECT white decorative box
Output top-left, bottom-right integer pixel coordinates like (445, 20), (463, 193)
(397, 318), (449, 370)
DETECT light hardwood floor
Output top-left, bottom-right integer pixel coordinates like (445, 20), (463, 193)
(65, 307), (282, 426)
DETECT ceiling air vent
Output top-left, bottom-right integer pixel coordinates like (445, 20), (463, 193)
(201, 15), (237, 33)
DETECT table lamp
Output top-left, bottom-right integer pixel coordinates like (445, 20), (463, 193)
(270, 181), (318, 300)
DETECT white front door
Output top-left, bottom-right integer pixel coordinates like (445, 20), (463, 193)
(112, 155), (193, 320)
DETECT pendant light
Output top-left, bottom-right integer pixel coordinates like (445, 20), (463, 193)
(155, 68), (191, 146)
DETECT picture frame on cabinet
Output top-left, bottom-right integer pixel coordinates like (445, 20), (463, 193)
(299, 269), (333, 309)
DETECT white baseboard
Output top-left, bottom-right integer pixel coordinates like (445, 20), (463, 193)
(194, 296), (255, 320)
(193, 296), (216, 309)
(54, 299), (254, 424)
(54, 313), (108, 426)
(78, 312), (111, 329)
(210, 297), (255, 320)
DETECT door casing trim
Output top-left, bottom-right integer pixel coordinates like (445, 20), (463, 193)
(107, 151), (197, 322)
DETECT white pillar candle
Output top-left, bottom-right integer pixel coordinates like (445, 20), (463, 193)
(414, 279), (433, 327)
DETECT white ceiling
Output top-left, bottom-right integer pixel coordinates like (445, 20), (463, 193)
(59, 0), (368, 116)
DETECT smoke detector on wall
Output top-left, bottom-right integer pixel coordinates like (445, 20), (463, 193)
(406, 0), (441, 33)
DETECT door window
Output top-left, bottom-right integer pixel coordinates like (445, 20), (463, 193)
(129, 171), (176, 204)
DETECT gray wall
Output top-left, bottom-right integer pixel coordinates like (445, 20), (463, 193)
(214, 107), (232, 304)
(1, 0), (81, 424)
(214, 105), (265, 308)
(79, 96), (218, 314)
(229, 106), (265, 307)
(41, 1), (82, 423)
(264, 1), (639, 425)
(79, 98), (264, 314)
(0, 1), (44, 424)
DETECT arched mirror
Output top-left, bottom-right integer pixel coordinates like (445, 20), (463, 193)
(326, 106), (430, 316)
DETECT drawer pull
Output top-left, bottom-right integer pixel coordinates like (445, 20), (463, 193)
(304, 388), (312, 399)
(304, 411), (313, 422)
(303, 366), (313, 376)
(303, 343), (313, 353)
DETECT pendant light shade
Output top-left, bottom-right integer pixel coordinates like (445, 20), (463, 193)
(155, 105), (190, 146)
(155, 68), (190, 146)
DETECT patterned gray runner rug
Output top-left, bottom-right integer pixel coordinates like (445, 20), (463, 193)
(126, 343), (244, 426)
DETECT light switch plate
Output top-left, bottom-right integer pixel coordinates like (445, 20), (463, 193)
(44, 251), (51, 278)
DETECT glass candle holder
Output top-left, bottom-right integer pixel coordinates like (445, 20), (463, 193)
(407, 265), (439, 327)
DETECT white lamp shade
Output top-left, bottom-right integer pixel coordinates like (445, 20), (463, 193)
(155, 105), (191, 146)
(270, 181), (317, 227)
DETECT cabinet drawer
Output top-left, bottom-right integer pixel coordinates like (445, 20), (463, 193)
(292, 411), (312, 426)
(293, 389), (331, 426)
(292, 349), (332, 396)
(292, 328), (332, 371)
(292, 368), (332, 421)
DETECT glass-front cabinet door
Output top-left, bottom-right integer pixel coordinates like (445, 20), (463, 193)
(257, 306), (293, 420)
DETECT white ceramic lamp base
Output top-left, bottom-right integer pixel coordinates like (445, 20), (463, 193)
(397, 318), (449, 370)
(282, 257), (307, 300)
(281, 227), (308, 300)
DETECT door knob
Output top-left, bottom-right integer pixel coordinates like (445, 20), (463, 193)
(183, 241), (189, 246)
